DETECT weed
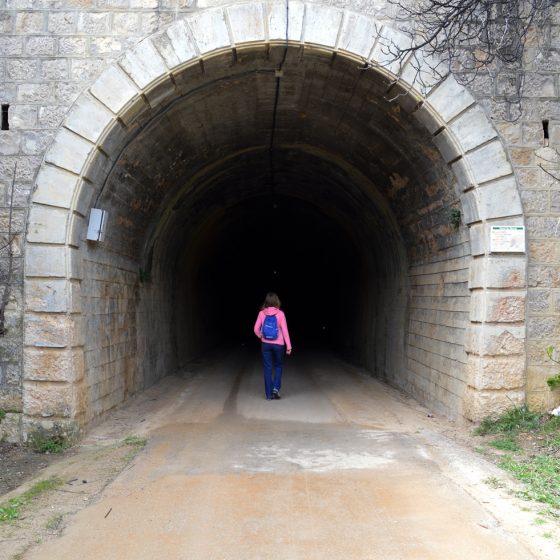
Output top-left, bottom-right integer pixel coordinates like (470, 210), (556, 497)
(123, 436), (147, 447)
(475, 406), (540, 435)
(499, 455), (560, 510)
(28, 432), (67, 454)
(0, 477), (63, 523)
(0, 408), (5, 422)
(484, 476), (505, 489)
(46, 514), (64, 532)
(543, 532), (553, 539)
(489, 435), (521, 452)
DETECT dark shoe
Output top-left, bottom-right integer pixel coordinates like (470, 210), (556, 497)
(272, 391), (281, 400)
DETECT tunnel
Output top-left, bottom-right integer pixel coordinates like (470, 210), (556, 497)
(77, 45), (470, 424)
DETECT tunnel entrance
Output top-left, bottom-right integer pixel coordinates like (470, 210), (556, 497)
(24, 4), (527, 436)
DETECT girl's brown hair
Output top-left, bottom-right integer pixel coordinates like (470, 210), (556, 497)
(261, 292), (281, 309)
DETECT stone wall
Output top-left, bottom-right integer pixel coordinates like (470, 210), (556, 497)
(0, 0), (559, 440)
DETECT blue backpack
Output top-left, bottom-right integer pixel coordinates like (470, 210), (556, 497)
(262, 315), (279, 340)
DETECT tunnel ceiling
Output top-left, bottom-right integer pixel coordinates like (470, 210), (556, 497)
(96, 45), (459, 266)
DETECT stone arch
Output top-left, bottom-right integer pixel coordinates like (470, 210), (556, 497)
(23, 1), (526, 436)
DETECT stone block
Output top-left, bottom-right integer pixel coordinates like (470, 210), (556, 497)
(70, 58), (107, 82)
(467, 141), (513, 185)
(463, 386), (525, 422)
(227, 3), (265, 45)
(23, 348), (84, 383)
(526, 216), (560, 239)
(468, 223), (486, 256)
(25, 36), (56, 56)
(33, 165), (78, 209)
(0, 131), (21, 156)
(25, 245), (66, 278)
(528, 265), (560, 287)
(7, 58), (37, 80)
(433, 129), (461, 163)
(469, 290), (484, 322)
(77, 12), (110, 34)
(64, 95), (115, 143)
(47, 12), (76, 34)
(24, 313), (75, 348)
(527, 289), (551, 313)
(466, 354), (525, 390)
(526, 365), (557, 391)
(38, 105), (66, 128)
(467, 324), (525, 356)
(426, 74), (476, 123)
(337, 12), (377, 58)
(459, 190), (480, 224)
(59, 37), (87, 56)
(370, 25), (412, 77)
(144, 77), (177, 108)
(485, 256), (527, 288)
(45, 128), (94, 175)
(42, 58), (69, 81)
(25, 279), (68, 313)
(187, 9), (231, 54)
(27, 205), (68, 244)
(521, 190), (548, 213)
(477, 176), (523, 220)
(91, 64), (140, 114)
(449, 105), (497, 153)
(0, 36), (23, 56)
(153, 20), (198, 69)
(21, 130), (54, 155)
(112, 12), (140, 34)
(528, 316), (560, 339)
(17, 83), (51, 103)
(450, 158), (475, 191)
(10, 104), (37, 128)
(23, 381), (74, 418)
(528, 240), (560, 264)
(267, 1), (304, 42)
(0, 412), (21, 443)
(484, 291), (526, 323)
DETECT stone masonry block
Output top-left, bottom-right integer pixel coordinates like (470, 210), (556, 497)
(187, 9), (231, 54)
(466, 324), (525, 356)
(33, 165), (78, 209)
(463, 386), (525, 422)
(477, 176), (523, 220)
(25, 279), (68, 313)
(24, 348), (84, 383)
(485, 256), (527, 289)
(433, 129), (461, 163)
(23, 381), (75, 418)
(460, 190), (480, 224)
(466, 141), (513, 185)
(227, 3), (265, 45)
(27, 205), (68, 244)
(25, 245), (66, 278)
(450, 158), (475, 191)
(371, 26), (412, 77)
(153, 20), (198, 69)
(24, 313), (74, 348)
(468, 223), (486, 256)
(338, 12), (378, 59)
(466, 354), (526, 390)
(45, 128), (94, 175)
(119, 39), (168, 90)
(64, 95), (115, 143)
(303, 4), (343, 47)
(267, 0), (304, 42)
(426, 74), (475, 123)
(484, 291), (526, 323)
(449, 104), (497, 153)
(469, 290), (484, 322)
(90, 64), (140, 114)
(468, 257), (485, 289)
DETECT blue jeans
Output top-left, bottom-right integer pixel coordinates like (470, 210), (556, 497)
(261, 342), (285, 399)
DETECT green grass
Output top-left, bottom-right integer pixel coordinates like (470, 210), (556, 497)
(488, 434), (521, 452)
(499, 455), (560, 510)
(0, 477), (63, 523)
(475, 406), (540, 435)
(123, 436), (147, 447)
(28, 433), (68, 454)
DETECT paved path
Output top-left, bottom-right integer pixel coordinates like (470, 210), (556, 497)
(27, 351), (541, 559)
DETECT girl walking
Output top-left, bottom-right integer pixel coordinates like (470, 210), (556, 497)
(253, 292), (292, 400)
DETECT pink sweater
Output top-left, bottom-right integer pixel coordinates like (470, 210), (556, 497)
(254, 307), (292, 351)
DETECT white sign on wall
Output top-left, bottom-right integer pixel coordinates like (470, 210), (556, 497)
(490, 225), (525, 253)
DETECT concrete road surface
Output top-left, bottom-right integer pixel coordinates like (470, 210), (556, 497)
(26, 350), (548, 559)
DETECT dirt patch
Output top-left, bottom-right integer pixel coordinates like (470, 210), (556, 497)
(0, 440), (146, 560)
(0, 443), (66, 497)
